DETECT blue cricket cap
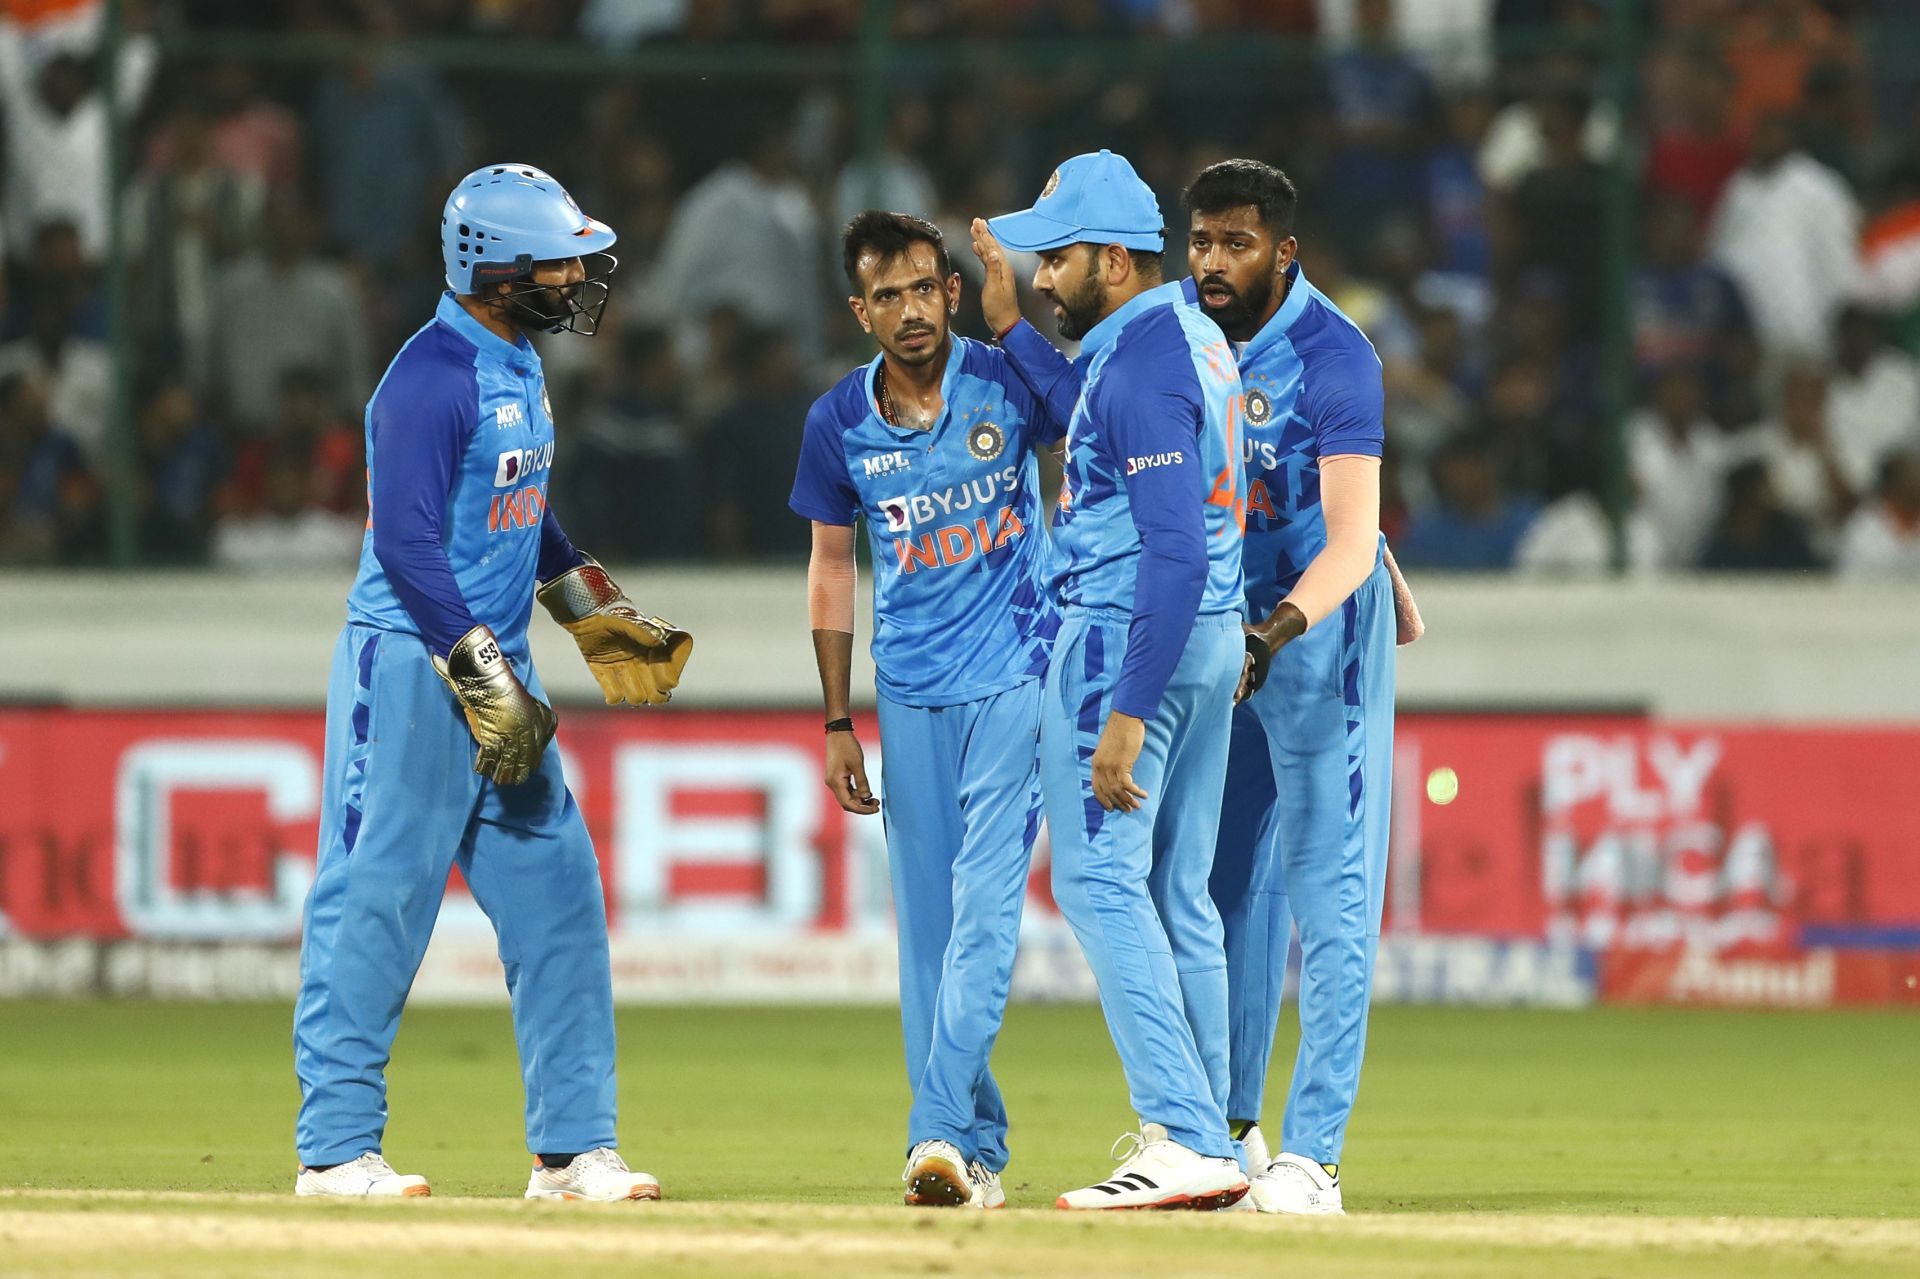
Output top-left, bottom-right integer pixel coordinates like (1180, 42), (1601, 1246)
(987, 150), (1164, 253)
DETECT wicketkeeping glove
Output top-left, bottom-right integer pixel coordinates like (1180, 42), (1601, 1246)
(433, 624), (558, 786)
(537, 555), (693, 706)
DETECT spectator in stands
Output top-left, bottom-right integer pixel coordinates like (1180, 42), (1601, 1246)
(1825, 303), (1920, 498)
(833, 98), (939, 240)
(205, 200), (371, 433)
(125, 98), (268, 382)
(203, 60), (302, 195)
(1632, 192), (1754, 406)
(1397, 433), (1542, 570)
(210, 440), (364, 572)
(0, 19), (155, 261)
(1425, 91), (1494, 281)
(1644, 47), (1746, 221)
(0, 369), (102, 564)
(1628, 363), (1727, 569)
(1836, 448), (1920, 576)
(1478, 50), (1618, 196)
(311, 23), (463, 270)
(1707, 111), (1862, 361)
(1322, 0), (1436, 257)
(1503, 91), (1607, 335)
(564, 326), (703, 561)
(645, 114), (827, 362)
(702, 329), (812, 559)
(1698, 459), (1822, 572)
(1515, 445), (1660, 577)
(1737, 361), (1854, 551)
(134, 374), (225, 562)
(0, 221), (111, 462)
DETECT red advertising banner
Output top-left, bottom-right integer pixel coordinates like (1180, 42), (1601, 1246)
(1, 707), (1915, 1006)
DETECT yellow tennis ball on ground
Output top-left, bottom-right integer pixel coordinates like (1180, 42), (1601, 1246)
(1426, 767), (1459, 805)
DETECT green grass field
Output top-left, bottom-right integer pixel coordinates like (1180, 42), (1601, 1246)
(2, 1002), (1916, 1277)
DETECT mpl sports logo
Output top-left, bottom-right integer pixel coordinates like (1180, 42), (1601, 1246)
(863, 450), (910, 478)
(495, 441), (555, 487)
(495, 402), (526, 429)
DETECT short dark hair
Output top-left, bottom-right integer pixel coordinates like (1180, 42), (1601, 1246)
(842, 210), (951, 292)
(1183, 160), (1300, 239)
(1126, 248), (1163, 281)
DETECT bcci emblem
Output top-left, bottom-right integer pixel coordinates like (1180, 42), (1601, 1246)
(541, 382), (554, 422)
(967, 422), (1006, 461)
(1041, 169), (1061, 200)
(1246, 389), (1272, 426)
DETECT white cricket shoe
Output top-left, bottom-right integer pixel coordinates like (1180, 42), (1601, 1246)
(967, 1159), (1007, 1210)
(1056, 1124), (1248, 1211)
(902, 1139), (973, 1207)
(1248, 1152), (1344, 1215)
(294, 1151), (430, 1198)
(1239, 1122), (1271, 1174)
(1223, 1123), (1271, 1211)
(524, 1147), (661, 1202)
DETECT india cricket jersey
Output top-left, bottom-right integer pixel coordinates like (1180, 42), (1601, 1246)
(1181, 263), (1385, 616)
(1049, 280), (1246, 718)
(788, 336), (1056, 708)
(347, 292), (580, 658)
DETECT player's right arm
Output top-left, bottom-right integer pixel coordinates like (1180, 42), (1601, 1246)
(368, 360), (555, 785)
(807, 523), (878, 815)
(972, 218), (1081, 440)
(790, 396), (879, 816)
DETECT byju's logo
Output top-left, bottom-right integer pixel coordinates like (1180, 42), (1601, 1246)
(495, 441), (555, 486)
(1125, 451), (1184, 476)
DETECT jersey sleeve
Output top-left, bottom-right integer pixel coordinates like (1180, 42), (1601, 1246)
(1302, 344), (1386, 459)
(789, 396), (860, 526)
(536, 502), (587, 582)
(367, 359), (483, 656)
(1100, 323), (1210, 721)
(998, 319), (1081, 445)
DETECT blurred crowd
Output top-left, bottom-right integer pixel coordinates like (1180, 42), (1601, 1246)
(3, 0), (1920, 576)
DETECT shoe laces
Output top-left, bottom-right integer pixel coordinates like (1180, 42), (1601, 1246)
(967, 1160), (996, 1186)
(1108, 1128), (1151, 1167)
(350, 1152), (394, 1175)
(573, 1147), (628, 1178)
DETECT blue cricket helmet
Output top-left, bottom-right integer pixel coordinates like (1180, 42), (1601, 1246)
(441, 164), (618, 335)
(442, 163), (616, 291)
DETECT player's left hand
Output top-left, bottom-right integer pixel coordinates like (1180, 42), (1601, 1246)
(1240, 602), (1308, 701)
(1091, 711), (1148, 812)
(538, 556), (693, 706)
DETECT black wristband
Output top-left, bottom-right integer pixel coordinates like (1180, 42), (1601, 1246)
(825, 717), (855, 735)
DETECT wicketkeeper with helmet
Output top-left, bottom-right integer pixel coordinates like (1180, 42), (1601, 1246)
(292, 165), (691, 1201)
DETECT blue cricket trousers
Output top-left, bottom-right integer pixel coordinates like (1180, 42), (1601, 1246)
(1209, 561), (1395, 1166)
(293, 624), (616, 1167)
(878, 677), (1042, 1172)
(1042, 606), (1242, 1161)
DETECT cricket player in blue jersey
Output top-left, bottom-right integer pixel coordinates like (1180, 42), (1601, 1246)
(292, 165), (691, 1201)
(790, 211), (1057, 1210)
(1184, 159), (1415, 1215)
(983, 151), (1251, 1211)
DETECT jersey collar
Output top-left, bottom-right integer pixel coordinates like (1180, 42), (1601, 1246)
(1079, 279), (1185, 360)
(436, 290), (537, 371)
(1242, 261), (1311, 365)
(863, 336), (966, 439)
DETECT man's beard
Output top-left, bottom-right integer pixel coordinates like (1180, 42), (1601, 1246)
(1198, 270), (1274, 341)
(504, 282), (581, 334)
(1053, 261), (1107, 341)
